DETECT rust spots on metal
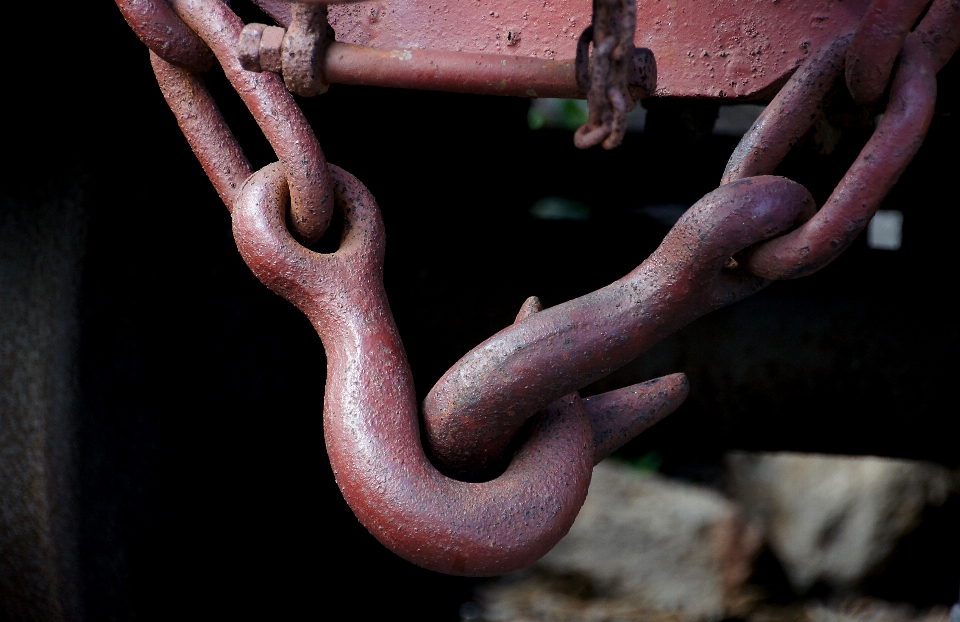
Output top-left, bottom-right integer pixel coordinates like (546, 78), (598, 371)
(252, 25), (287, 74)
(151, 52), (252, 211)
(323, 42), (583, 98)
(281, 3), (332, 96)
(722, 35), (853, 185)
(114, 0), (214, 73)
(238, 23), (268, 73)
(916, 0), (960, 72)
(738, 34), (937, 280)
(240, 6), (333, 98)
(586, 373), (689, 465)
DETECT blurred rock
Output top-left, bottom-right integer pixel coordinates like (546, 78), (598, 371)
(725, 452), (959, 595)
(751, 598), (951, 622)
(475, 461), (763, 622)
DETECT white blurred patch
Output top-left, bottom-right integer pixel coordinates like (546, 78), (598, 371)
(866, 210), (903, 251)
(713, 104), (765, 136)
(529, 196), (591, 220)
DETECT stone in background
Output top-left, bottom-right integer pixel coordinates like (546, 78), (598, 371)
(752, 599), (951, 622)
(724, 452), (959, 596)
(471, 454), (959, 622)
(475, 460), (764, 622)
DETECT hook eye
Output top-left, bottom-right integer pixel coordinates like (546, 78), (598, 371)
(233, 162), (386, 309)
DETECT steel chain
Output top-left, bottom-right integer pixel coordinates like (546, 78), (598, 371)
(117, 0), (957, 575)
(427, 0), (957, 471)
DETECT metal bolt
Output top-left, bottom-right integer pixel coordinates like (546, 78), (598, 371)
(237, 23), (286, 74)
(237, 12), (329, 97)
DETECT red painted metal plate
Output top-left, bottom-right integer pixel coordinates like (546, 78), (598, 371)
(329, 0), (872, 99)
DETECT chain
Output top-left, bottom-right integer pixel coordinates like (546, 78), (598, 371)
(724, 31), (937, 280)
(116, 0), (958, 576)
(116, 0), (214, 73)
(846, 0), (933, 106)
(573, 0), (643, 149)
(121, 0), (334, 243)
(425, 0), (958, 478)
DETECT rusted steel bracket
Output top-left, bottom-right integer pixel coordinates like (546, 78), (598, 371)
(247, 0), (868, 101)
(321, 0), (876, 99)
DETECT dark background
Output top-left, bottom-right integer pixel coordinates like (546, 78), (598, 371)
(6, 1), (959, 619)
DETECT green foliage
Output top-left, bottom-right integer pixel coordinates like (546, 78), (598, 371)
(630, 451), (663, 473)
(558, 98), (590, 131)
(527, 105), (546, 130)
(527, 98), (589, 131)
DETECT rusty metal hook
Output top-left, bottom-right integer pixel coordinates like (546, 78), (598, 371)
(423, 176), (816, 479)
(231, 162), (689, 575)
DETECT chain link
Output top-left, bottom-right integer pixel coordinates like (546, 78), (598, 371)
(736, 31), (936, 280)
(115, 0), (214, 73)
(846, 0), (932, 105)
